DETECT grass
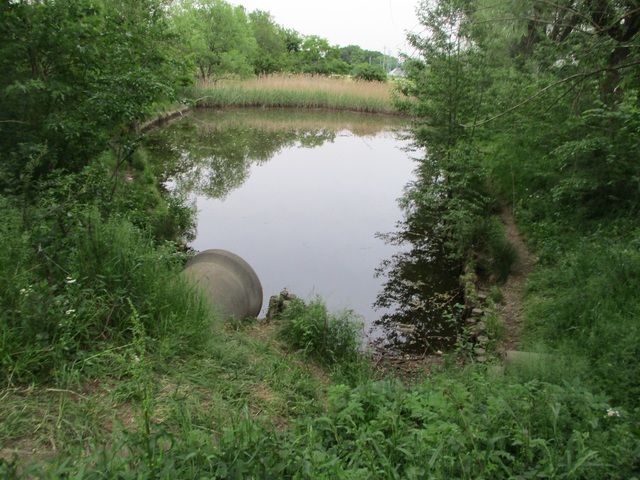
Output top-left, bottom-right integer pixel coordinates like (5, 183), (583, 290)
(2, 271), (638, 478)
(0, 319), (330, 472)
(189, 74), (400, 114)
(523, 234), (640, 405)
(3, 283), (640, 478)
(2, 84), (640, 477)
(3, 355), (638, 478)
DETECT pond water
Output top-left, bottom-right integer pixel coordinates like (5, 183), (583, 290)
(145, 108), (461, 353)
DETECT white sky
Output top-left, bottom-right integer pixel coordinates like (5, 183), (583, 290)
(232, 0), (423, 57)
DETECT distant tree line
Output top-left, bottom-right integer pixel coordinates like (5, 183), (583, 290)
(170, 0), (399, 81)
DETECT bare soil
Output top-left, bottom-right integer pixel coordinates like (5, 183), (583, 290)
(492, 206), (537, 352)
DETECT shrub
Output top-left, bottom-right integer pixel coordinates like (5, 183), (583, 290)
(276, 297), (364, 366)
(352, 63), (387, 82)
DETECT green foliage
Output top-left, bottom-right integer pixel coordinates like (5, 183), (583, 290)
(0, 201), (211, 383)
(0, 0), (187, 183)
(167, 0), (397, 79)
(352, 63), (387, 82)
(401, 0), (640, 397)
(489, 285), (504, 304)
(401, 144), (495, 263)
(340, 44), (399, 71)
(277, 298), (364, 368)
(485, 218), (518, 283)
(4, 0), (640, 476)
(171, 0), (256, 80)
(525, 235), (640, 405)
(248, 10), (291, 74)
(19, 372), (640, 478)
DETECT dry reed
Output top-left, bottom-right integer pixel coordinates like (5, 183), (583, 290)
(191, 74), (399, 114)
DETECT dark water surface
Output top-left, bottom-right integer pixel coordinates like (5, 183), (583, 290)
(146, 108), (461, 353)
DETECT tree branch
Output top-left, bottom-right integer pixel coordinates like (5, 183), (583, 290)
(461, 60), (640, 128)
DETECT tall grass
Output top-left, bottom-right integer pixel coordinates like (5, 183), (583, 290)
(0, 202), (212, 384)
(524, 234), (640, 405)
(189, 74), (399, 114)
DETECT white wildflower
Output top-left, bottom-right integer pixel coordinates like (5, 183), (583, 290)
(65, 309), (76, 315)
(20, 288), (26, 295)
(607, 408), (620, 417)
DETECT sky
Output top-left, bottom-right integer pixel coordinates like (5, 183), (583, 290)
(231, 0), (423, 57)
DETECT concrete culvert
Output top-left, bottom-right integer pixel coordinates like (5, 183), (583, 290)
(182, 249), (263, 319)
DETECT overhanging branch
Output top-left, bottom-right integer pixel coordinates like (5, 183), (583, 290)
(461, 60), (640, 128)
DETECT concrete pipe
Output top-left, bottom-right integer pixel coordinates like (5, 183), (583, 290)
(182, 249), (263, 319)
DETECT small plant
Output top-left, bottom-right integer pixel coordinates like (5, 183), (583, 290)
(489, 285), (504, 304)
(454, 325), (476, 359)
(484, 311), (506, 344)
(276, 297), (364, 366)
(225, 315), (256, 332)
(490, 235), (519, 283)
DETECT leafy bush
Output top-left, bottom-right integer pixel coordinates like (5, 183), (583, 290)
(353, 63), (387, 82)
(277, 297), (364, 366)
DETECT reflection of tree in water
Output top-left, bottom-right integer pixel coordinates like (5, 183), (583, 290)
(145, 116), (336, 200)
(374, 208), (462, 355)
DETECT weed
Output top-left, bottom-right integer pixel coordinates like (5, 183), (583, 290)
(489, 233), (519, 284)
(276, 297), (364, 366)
(0, 202), (212, 384)
(485, 311), (506, 344)
(489, 285), (505, 304)
(525, 235), (640, 404)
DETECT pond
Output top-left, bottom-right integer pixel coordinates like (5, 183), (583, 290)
(145, 108), (461, 354)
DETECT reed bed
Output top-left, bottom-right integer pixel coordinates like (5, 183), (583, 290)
(189, 74), (399, 114)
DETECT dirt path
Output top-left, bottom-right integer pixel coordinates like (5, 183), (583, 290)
(493, 207), (537, 352)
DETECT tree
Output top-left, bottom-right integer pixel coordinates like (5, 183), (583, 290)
(353, 63), (387, 82)
(400, 0), (488, 155)
(393, 0), (640, 272)
(0, 0), (187, 185)
(465, 0), (640, 214)
(282, 28), (303, 53)
(340, 45), (399, 71)
(170, 0), (256, 80)
(248, 10), (289, 74)
(294, 35), (350, 75)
